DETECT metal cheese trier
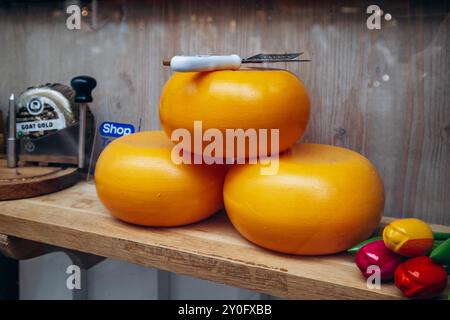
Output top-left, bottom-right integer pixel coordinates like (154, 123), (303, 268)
(163, 53), (310, 72)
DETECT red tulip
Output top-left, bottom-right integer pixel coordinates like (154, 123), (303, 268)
(394, 256), (447, 299)
(355, 240), (403, 281)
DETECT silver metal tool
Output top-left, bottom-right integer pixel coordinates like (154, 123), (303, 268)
(7, 93), (16, 168)
(16, 83), (87, 166)
(163, 53), (311, 72)
(8, 79), (95, 169)
(242, 52), (309, 63)
(78, 102), (86, 168)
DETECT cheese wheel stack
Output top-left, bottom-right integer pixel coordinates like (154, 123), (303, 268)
(95, 68), (384, 255)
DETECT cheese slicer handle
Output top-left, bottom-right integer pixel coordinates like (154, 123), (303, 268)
(70, 75), (96, 169)
(168, 55), (242, 72)
(71, 76), (97, 103)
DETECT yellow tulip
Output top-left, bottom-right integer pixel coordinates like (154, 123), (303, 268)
(383, 218), (433, 257)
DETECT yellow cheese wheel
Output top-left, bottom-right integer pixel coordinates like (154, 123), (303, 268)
(95, 131), (227, 226)
(223, 144), (385, 255)
(159, 68), (310, 157)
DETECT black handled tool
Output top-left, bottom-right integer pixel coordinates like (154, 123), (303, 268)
(71, 76), (96, 169)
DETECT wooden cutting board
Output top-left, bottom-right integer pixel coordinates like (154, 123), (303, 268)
(0, 159), (80, 200)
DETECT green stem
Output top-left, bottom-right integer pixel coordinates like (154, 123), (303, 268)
(433, 232), (450, 240)
(432, 240), (444, 250)
(444, 265), (450, 276)
(347, 236), (382, 254)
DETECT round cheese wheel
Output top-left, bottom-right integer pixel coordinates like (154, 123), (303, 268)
(223, 143), (385, 255)
(159, 68), (310, 157)
(95, 131), (226, 226)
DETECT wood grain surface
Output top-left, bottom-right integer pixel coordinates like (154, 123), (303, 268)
(0, 181), (448, 299)
(0, 0), (449, 223)
(0, 159), (80, 200)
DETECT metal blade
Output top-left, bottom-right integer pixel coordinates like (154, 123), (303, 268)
(245, 59), (312, 63)
(242, 52), (306, 63)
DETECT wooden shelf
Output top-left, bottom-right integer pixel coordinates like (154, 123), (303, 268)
(0, 182), (448, 300)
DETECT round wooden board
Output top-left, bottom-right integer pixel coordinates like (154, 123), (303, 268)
(0, 165), (80, 200)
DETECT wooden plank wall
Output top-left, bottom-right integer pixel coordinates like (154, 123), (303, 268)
(0, 0), (449, 224)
